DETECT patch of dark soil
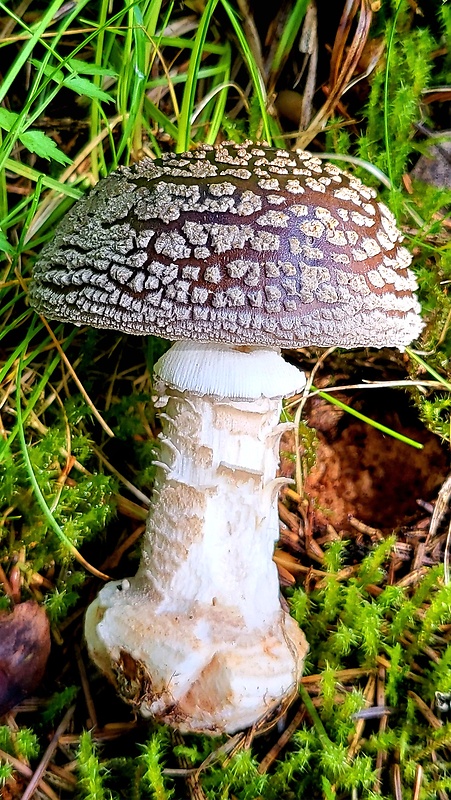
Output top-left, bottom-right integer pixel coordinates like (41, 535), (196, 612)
(302, 389), (448, 531)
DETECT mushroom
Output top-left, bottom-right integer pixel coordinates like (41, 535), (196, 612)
(29, 141), (423, 734)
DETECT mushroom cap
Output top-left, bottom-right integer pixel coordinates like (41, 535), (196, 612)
(29, 141), (423, 349)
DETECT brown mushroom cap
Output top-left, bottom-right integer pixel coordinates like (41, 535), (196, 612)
(29, 141), (423, 349)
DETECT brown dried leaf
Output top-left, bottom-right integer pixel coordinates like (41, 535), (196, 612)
(0, 600), (51, 716)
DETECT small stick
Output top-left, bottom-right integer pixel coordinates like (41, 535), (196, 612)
(171, 730), (208, 800)
(347, 674), (376, 759)
(39, 317), (115, 438)
(374, 666), (389, 792)
(412, 542), (427, 572)
(431, 752), (450, 800)
(258, 705), (306, 773)
(348, 516), (384, 541)
(316, 565), (358, 589)
(402, 629), (441, 664)
(101, 524), (146, 571)
(301, 667), (373, 685)
(273, 550), (327, 578)
(408, 691), (442, 730)
(278, 502), (300, 532)
(392, 763), (403, 800)
(283, 487), (302, 504)
(191, 733), (245, 776)
(91, 445), (151, 507)
(0, 748), (59, 800)
(0, 563), (14, 599)
(395, 568), (429, 588)
(46, 763), (78, 787)
(412, 764), (423, 800)
(75, 644), (98, 729)
(21, 705), (76, 800)
(58, 721), (138, 745)
(276, 562), (296, 586)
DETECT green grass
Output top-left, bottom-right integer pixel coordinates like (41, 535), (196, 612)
(1, 0), (451, 798)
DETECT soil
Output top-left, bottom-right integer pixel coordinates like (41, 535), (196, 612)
(292, 389), (448, 532)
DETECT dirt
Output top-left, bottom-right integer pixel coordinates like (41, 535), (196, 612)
(296, 389), (448, 532)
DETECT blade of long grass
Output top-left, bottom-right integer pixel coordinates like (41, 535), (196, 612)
(118, 4), (148, 162)
(2, 193), (38, 230)
(157, 36), (225, 54)
(0, 309), (30, 353)
(299, 684), (334, 750)
(16, 353), (110, 581)
(0, 0), (66, 103)
(5, 158), (83, 199)
(384, 1), (403, 189)
(194, 42), (232, 143)
(1, 326), (79, 452)
(269, 0), (310, 82)
(38, 316), (115, 438)
(143, 96), (179, 141)
(220, 0), (271, 142)
(0, 0), (94, 172)
(0, 312), (36, 386)
(176, 0), (220, 152)
(313, 384), (423, 449)
(406, 348), (451, 392)
(0, 132), (6, 219)
(90, 0), (110, 180)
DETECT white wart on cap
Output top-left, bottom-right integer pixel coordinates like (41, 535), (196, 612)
(30, 141), (423, 350)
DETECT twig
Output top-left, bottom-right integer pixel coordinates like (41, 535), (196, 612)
(58, 721), (138, 745)
(412, 764), (424, 800)
(21, 705), (76, 800)
(171, 730), (208, 800)
(348, 516), (384, 541)
(426, 473), (451, 547)
(258, 704), (306, 773)
(75, 644), (98, 730)
(347, 674), (376, 759)
(301, 667), (373, 685)
(101, 524), (146, 571)
(38, 317), (115, 438)
(91, 445), (151, 507)
(0, 748), (59, 800)
(0, 563), (15, 599)
(393, 762), (403, 800)
(408, 691), (442, 730)
(374, 666), (389, 792)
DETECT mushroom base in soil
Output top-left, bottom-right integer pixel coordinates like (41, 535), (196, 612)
(85, 342), (309, 734)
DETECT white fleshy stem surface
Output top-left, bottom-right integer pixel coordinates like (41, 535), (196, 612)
(85, 343), (309, 734)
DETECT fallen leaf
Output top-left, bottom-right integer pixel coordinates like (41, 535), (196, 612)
(0, 600), (51, 716)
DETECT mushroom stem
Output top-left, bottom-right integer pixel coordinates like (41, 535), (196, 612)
(85, 343), (308, 734)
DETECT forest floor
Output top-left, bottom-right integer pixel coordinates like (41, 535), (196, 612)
(1, 1), (451, 798)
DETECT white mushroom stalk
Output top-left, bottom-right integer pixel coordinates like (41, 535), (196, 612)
(85, 343), (308, 734)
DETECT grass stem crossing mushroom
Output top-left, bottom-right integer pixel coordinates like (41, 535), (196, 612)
(29, 141), (423, 734)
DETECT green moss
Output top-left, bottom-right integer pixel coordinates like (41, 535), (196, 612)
(358, 19), (435, 189)
(42, 686), (79, 724)
(0, 763), (13, 788)
(77, 731), (112, 800)
(140, 730), (174, 800)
